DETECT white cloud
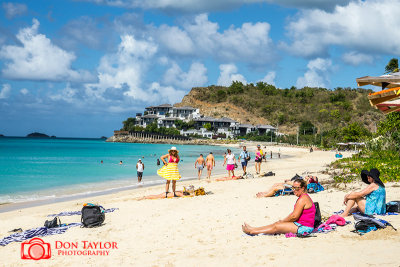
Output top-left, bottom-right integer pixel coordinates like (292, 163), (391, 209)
(217, 64), (247, 86)
(0, 19), (95, 82)
(2, 2), (27, 19)
(158, 25), (194, 55)
(156, 14), (276, 66)
(342, 51), (374, 66)
(0, 84), (11, 99)
(81, 0), (350, 12)
(85, 34), (188, 109)
(163, 62), (208, 89)
(283, 0), (400, 58)
(85, 35), (158, 102)
(259, 71), (276, 85)
(296, 58), (333, 88)
(148, 82), (186, 104)
(49, 83), (78, 104)
(20, 88), (29, 95)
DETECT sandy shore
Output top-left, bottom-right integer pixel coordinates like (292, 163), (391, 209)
(1, 144), (399, 266)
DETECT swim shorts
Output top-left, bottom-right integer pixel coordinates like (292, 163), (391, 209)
(255, 158), (262, 163)
(226, 164), (235, 171)
(137, 171), (143, 178)
(207, 162), (213, 170)
(241, 161), (247, 167)
(197, 165), (204, 171)
(294, 222), (313, 235)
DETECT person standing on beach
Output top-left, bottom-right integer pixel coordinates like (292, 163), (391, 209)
(239, 146), (250, 175)
(195, 154), (205, 180)
(255, 145), (263, 174)
(205, 152), (215, 179)
(136, 159), (144, 183)
(157, 147), (181, 198)
(223, 149), (236, 178)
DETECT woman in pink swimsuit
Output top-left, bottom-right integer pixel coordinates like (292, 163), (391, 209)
(242, 179), (316, 235)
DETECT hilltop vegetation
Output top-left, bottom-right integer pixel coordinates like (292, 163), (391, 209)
(182, 82), (382, 130)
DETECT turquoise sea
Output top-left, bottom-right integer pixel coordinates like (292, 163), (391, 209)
(0, 137), (234, 204)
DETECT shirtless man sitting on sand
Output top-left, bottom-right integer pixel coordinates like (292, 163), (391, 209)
(205, 152), (215, 179)
(256, 175), (318, 198)
(195, 154), (205, 180)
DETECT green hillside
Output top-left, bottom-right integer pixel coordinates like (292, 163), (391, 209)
(192, 82), (382, 128)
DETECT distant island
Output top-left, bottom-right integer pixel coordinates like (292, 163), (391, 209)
(26, 132), (53, 138)
(0, 134), (4, 137)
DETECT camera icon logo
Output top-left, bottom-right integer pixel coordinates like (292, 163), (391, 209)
(21, 238), (51, 260)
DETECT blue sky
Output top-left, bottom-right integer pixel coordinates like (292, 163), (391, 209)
(0, 0), (398, 137)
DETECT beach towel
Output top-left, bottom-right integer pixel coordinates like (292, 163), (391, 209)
(274, 188), (294, 197)
(0, 223), (81, 246)
(307, 183), (324, 193)
(285, 216), (351, 238)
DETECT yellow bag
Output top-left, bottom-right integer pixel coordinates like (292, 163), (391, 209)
(194, 187), (206, 196)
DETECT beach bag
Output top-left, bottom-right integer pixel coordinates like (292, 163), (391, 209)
(314, 202), (322, 228)
(386, 201), (400, 213)
(44, 217), (61, 228)
(246, 152), (251, 161)
(81, 205), (105, 228)
(352, 213), (396, 235)
(194, 187), (206, 196)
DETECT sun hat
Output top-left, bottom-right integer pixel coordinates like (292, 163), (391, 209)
(257, 144), (261, 147)
(138, 159), (142, 162)
(361, 168), (385, 187)
(168, 146), (179, 153)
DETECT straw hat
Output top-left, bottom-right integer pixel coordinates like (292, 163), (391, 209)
(168, 146), (179, 153)
(361, 169), (385, 187)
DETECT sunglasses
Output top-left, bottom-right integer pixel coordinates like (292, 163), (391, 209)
(292, 186), (302, 191)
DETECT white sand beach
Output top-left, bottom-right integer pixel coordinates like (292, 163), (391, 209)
(1, 145), (399, 266)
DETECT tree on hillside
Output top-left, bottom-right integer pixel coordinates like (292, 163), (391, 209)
(377, 113), (400, 151)
(204, 123), (212, 131)
(122, 117), (136, 131)
(299, 121), (316, 135)
(341, 122), (371, 142)
(385, 58), (399, 73)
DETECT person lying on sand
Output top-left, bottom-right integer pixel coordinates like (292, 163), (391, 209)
(340, 169), (386, 217)
(243, 179), (316, 235)
(139, 191), (187, 199)
(215, 175), (243, 181)
(256, 175), (317, 198)
(138, 187), (206, 200)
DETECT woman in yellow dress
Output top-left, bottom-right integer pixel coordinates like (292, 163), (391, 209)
(157, 146), (181, 198)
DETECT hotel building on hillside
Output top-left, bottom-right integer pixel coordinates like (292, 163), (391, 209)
(132, 104), (276, 139)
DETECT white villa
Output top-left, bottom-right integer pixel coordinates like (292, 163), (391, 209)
(132, 104), (277, 139)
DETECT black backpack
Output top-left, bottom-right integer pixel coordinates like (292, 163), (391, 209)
(44, 217), (61, 228)
(386, 201), (400, 213)
(353, 213), (396, 234)
(81, 205), (105, 227)
(314, 202), (322, 228)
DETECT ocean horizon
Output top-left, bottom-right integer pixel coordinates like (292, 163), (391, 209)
(0, 137), (235, 205)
